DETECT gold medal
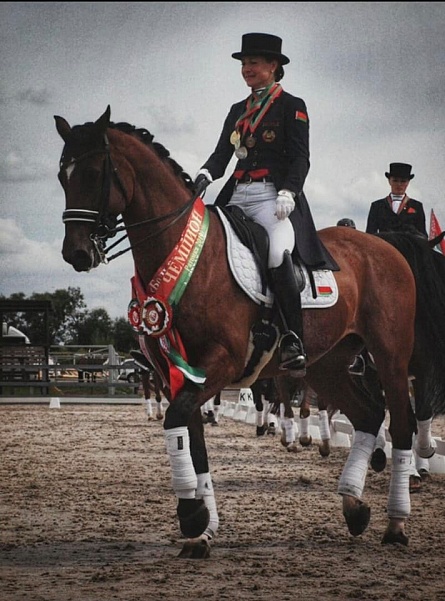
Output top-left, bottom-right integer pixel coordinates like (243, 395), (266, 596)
(235, 146), (248, 160)
(262, 129), (276, 143)
(245, 135), (256, 148)
(230, 130), (240, 146)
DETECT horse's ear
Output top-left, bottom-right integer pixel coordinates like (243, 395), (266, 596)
(54, 115), (72, 142)
(95, 106), (111, 133)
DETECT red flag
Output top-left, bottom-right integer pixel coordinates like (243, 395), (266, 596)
(429, 209), (445, 254)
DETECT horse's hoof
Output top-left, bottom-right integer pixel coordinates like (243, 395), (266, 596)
(177, 499), (210, 538)
(178, 538), (211, 559)
(418, 468), (432, 482)
(318, 441), (331, 457)
(156, 414), (163, 421)
(257, 425), (267, 437)
(147, 415), (154, 421)
(267, 424), (276, 436)
(299, 435), (312, 447)
(381, 529), (409, 546)
(286, 442), (300, 453)
(370, 447), (387, 473)
(409, 475), (422, 493)
(343, 500), (371, 536)
(211, 421), (219, 427)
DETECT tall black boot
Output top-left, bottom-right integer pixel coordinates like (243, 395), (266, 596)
(270, 250), (307, 371)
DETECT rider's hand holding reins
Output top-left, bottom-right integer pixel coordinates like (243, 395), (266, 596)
(275, 189), (295, 220)
(194, 169), (213, 195)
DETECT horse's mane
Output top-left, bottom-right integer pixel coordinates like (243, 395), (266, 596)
(69, 120), (194, 191)
(109, 121), (194, 191)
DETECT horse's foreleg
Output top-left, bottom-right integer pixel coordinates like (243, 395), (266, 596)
(298, 412), (312, 447)
(317, 409), (331, 457)
(370, 419), (387, 472)
(164, 387), (216, 558)
(338, 431), (375, 537)
(280, 416), (298, 452)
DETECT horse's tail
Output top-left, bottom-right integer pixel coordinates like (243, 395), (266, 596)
(378, 232), (445, 416)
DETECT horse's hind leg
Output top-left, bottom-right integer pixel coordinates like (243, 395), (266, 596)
(307, 352), (386, 540)
(317, 406), (331, 458)
(375, 362), (415, 545)
(299, 386), (312, 447)
(273, 377), (299, 452)
(154, 373), (164, 420)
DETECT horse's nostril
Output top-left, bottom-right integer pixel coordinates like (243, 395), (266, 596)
(71, 250), (93, 272)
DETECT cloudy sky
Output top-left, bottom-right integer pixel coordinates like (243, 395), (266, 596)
(2, 2), (444, 319)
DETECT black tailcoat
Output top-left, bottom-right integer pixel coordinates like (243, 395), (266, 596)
(201, 90), (338, 270)
(365, 197), (427, 237)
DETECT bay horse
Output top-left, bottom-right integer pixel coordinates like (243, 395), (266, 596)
(55, 106), (445, 557)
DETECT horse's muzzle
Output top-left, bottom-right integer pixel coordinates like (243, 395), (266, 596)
(62, 247), (97, 272)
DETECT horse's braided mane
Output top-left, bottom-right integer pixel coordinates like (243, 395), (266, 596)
(69, 120), (194, 191)
(110, 121), (194, 190)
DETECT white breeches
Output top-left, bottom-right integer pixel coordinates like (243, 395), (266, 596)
(229, 182), (295, 268)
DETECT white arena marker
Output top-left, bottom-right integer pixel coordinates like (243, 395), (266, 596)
(49, 397), (61, 409)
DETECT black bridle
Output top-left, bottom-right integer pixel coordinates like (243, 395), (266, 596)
(60, 134), (205, 263)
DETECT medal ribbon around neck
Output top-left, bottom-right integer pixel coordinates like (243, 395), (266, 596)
(129, 197), (209, 398)
(235, 83), (283, 138)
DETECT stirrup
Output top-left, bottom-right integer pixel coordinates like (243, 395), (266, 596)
(278, 332), (306, 370)
(348, 354), (365, 376)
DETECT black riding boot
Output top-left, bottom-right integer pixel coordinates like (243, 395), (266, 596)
(270, 251), (307, 371)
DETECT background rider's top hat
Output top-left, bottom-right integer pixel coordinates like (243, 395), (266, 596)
(385, 163), (414, 180)
(232, 33), (290, 65)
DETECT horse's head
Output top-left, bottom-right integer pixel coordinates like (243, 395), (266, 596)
(55, 105), (129, 272)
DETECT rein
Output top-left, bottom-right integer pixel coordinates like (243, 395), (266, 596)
(61, 134), (205, 264)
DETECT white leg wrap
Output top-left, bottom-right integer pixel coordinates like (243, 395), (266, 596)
(318, 410), (330, 441)
(338, 431), (375, 498)
(387, 449), (412, 519)
(374, 420), (386, 450)
(255, 410), (264, 427)
(196, 472), (219, 540)
(282, 417), (296, 444)
(213, 405), (219, 422)
(299, 415), (310, 437)
(415, 454), (429, 472)
(416, 418), (434, 457)
(146, 399), (153, 416)
(164, 427), (197, 499)
(268, 413), (278, 427)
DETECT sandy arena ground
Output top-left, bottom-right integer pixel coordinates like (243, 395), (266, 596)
(1, 401), (445, 601)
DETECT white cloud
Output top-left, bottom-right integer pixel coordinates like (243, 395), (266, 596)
(1, 1), (445, 318)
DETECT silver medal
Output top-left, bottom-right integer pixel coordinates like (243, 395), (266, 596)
(235, 146), (248, 159)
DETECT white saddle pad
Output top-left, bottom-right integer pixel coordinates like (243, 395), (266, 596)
(216, 207), (338, 309)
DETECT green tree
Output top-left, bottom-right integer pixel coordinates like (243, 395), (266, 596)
(1, 288), (87, 345)
(113, 316), (138, 354)
(75, 307), (113, 346)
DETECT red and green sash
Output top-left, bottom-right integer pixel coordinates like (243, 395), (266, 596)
(128, 197), (209, 399)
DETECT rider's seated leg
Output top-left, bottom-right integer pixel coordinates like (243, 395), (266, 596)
(270, 250), (307, 371)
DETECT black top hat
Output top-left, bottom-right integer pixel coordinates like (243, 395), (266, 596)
(385, 163), (414, 180)
(232, 33), (290, 65)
